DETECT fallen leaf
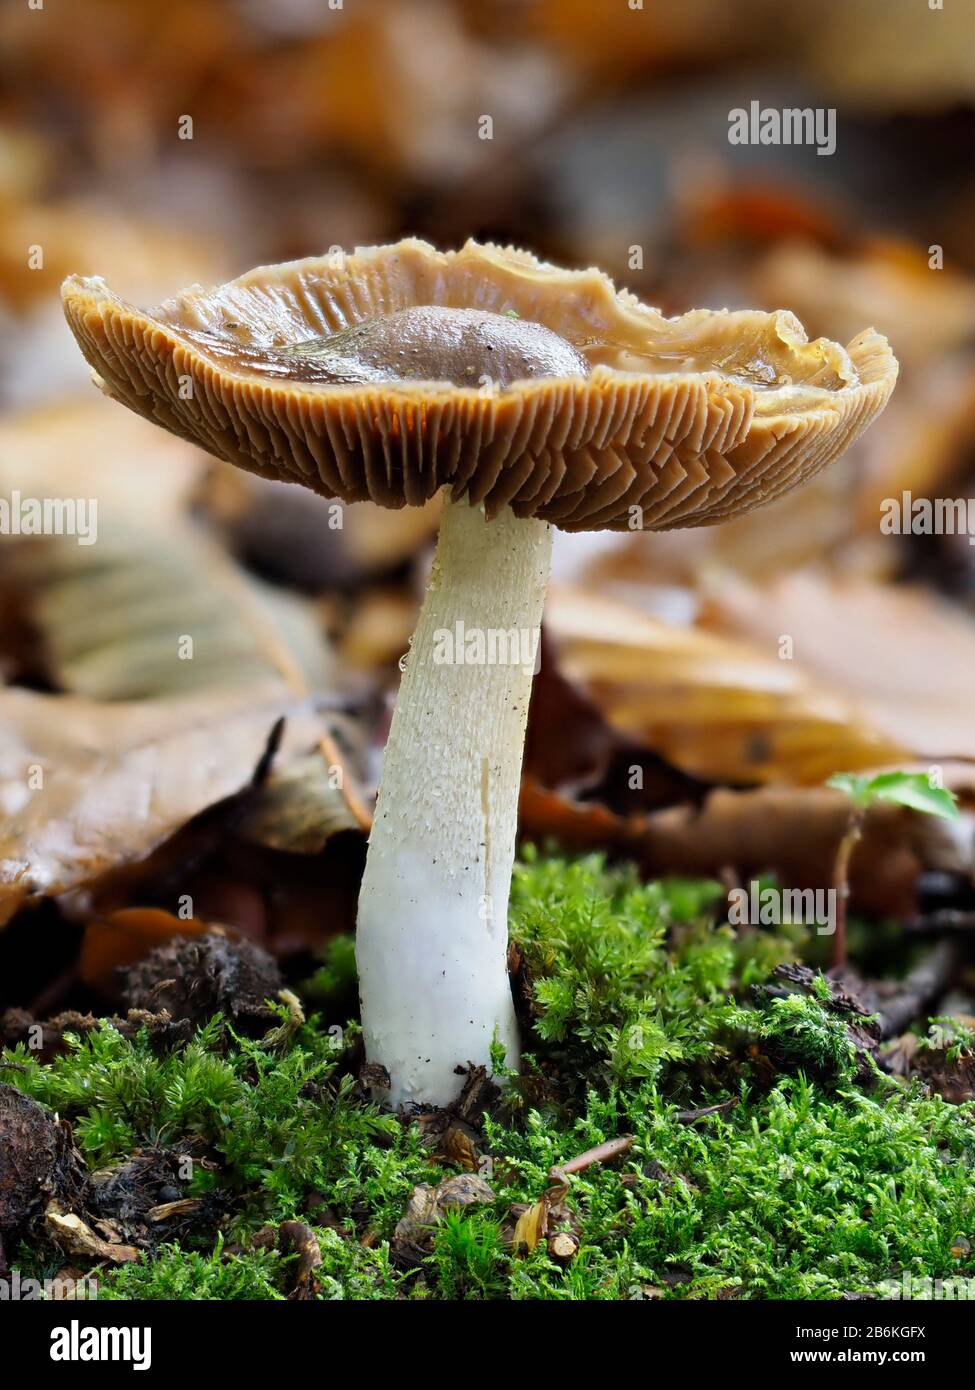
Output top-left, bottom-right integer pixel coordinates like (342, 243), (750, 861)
(544, 584), (906, 785)
(0, 395), (205, 521)
(443, 1125), (479, 1172)
(44, 1201), (140, 1265)
(512, 1200), (548, 1255)
(392, 1174), (495, 1262)
(0, 523), (332, 701)
(520, 777), (972, 920)
(237, 752), (363, 855)
(703, 572), (975, 762)
(0, 687), (325, 924)
(278, 1220), (323, 1300)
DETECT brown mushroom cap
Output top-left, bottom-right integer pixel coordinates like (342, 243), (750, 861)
(61, 238), (897, 532)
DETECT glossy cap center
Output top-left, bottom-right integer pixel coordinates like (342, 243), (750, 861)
(280, 305), (592, 387)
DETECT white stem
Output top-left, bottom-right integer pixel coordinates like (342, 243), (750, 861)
(356, 496), (552, 1108)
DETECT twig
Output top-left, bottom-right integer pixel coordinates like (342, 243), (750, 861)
(549, 1134), (633, 1185)
(29, 966), (78, 1020)
(904, 910), (975, 936)
(830, 807), (864, 971)
(877, 940), (958, 1039)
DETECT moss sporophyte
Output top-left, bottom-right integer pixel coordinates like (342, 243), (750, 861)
(62, 240), (898, 1107)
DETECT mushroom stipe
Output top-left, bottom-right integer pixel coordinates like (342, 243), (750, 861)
(61, 238), (898, 1108)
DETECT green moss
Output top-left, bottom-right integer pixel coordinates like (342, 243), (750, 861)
(725, 991), (865, 1085)
(483, 1078), (975, 1299)
(302, 934), (358, 1005)
(3, 853), (973, 1301)
(428, 1210), (508, 1299)
(4, 1014), (433, 1233)
(506, 850), (801, 1101)
(99, 1237), (287, 1301)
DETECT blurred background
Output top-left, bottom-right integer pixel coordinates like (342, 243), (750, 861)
(2, 0), (975, 1006)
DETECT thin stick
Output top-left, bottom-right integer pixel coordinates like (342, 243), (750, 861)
(878, 940), (958, 1039)
(550, 1135), (634, 1182)
(904, 910), (975, 936)
(831, 809), (864, 971)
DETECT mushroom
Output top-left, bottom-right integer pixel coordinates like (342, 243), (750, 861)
(61, 238), (898, 1108)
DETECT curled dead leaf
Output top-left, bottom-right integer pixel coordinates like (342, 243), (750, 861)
(702, 572), (975, 764)
(0, 689), (326, 925)
(443, 1125), (479, 1172)
(279, 1220), (323, 1300)
(44, 1201), (140, 1265)
(512, 1200), (548, 1255)
(392, 1174), (495, 1262)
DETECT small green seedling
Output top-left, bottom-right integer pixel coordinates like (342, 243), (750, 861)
(825, 771), (960, 969)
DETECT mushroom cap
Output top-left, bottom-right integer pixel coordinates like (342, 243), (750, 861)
(62, 238), (897, 532)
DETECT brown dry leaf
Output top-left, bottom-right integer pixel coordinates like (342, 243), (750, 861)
(0, 395), (206, 520)
(702, 572), (975, 763)
(292, 2), (566, 182)
(0, 397), (326, 703)
(392, 1174), (495, 1262)
(544, 584), (905, 785)
(516, 0), (742, 80)
(443, 1125), (479, 1172)
(520, 778), (971, 921)
(44, 1202), (140, 1265)
(237, 751), (364, 855)
(0, 396), (289, 698)
(797, 0), (975, 110)
(520, 779), (639, 858)
(0, 687), (325, 925)
(278, 1220), (323, 1301)
(1, 522), (333, 701)
(0, 198), (224, 311)
(0, 404), (370, 912)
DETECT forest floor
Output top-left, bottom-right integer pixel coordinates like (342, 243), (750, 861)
(3, 851), (974, 1302)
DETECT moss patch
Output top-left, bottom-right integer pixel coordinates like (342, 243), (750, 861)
(3, 853), (973, 1300)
